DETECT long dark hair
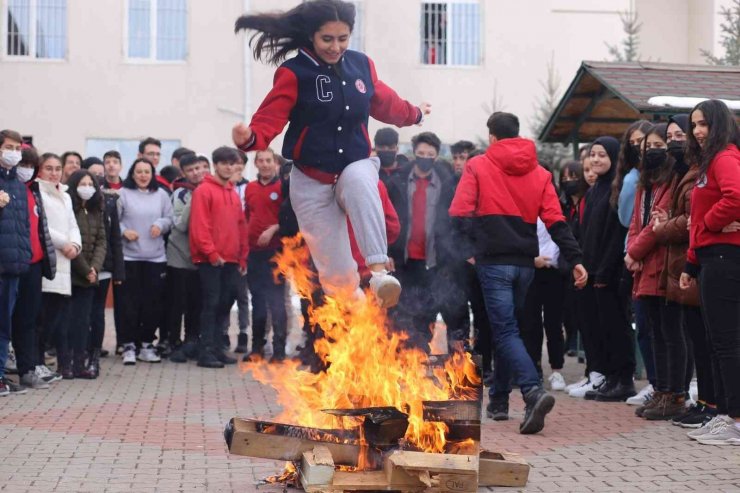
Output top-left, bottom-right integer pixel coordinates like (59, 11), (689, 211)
(610, 119), (652, 208)
(67, 169), (103, 213)
(560, 160), (588, 199)
(686, 99), (740, 176)
(638, 123), (673, 189)
(235, 0), (355, 65)
(123, 158), (158, 191)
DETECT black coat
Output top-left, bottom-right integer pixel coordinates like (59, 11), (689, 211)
(102, 191), (125, 282)
(29, 182), (56, 280)
(386, 163), (457, 268)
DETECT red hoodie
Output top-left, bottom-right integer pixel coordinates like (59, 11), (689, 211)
(189, 174), (249, 269)
(449, 137), (582, 267)
(349, 180), (400, 279)
(686, 144), (740, 271)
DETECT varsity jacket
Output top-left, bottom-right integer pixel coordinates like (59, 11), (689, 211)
(449, 138), (582, 268)
(241, 48), (422, 175)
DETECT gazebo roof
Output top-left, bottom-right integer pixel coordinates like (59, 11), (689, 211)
(539, 61), (740, 144)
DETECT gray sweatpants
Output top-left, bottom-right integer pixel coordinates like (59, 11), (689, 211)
(290, 157), (388, 297)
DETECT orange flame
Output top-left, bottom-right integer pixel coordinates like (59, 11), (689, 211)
(242, 235), (480, 454)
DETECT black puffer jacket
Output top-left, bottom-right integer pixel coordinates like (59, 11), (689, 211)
(28, 181), (57, 280)
(0, 166), (31, 275)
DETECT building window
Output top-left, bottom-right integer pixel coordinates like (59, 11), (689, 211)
(349, 1), (363, 52)
(127, 0), (187, 61)
(86, 138), (181, 177)
(421, 0), (481, 66)
(4, 0), (67, 59)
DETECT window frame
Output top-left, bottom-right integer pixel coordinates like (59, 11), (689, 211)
(123, 0), (188, 64)
(419, 0), (483, 68)
(1, 0), (68, 62)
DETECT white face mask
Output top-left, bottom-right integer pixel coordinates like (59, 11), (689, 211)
(16, 166), (35, 183)
(1, 149), (22, 167)
(77, 185), (96, 201)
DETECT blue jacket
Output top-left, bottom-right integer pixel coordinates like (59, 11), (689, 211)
(242, 49), (421, 175)
(0, 166), (31, 275)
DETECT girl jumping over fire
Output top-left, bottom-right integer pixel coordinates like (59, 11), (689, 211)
(232, 0), (431, 307)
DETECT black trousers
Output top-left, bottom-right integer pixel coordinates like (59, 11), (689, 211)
(247, 250), (287, 357)
(644, 297), (688, 393)
(112, 282), (123, 346)
(11, 262), (43, 376)
(89, 278), (110, 351)
(521, 268), (566, 373)
(164, 267), (202, 345)
(119, 261), (167, 345)
(683, 305), (715, 405)
(198, 263), (240, 350)
(393, 260), (439, 351)
(68, 286), (96, 353)
(577, 284), (605, 376)
(698, 250), (740, 418)
(39, 292), (71, 361)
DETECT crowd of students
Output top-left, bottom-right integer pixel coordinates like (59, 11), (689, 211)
(0, 98), (738, 443)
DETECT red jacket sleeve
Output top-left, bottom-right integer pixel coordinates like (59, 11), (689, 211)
(367, 57), (421, 127)
(243, 67), (298, 152)
(378, 181), (400, 245)
(189, 188), (220, 264)
(449, 160), (478, 217)
(538, 174), (566, 228)
(628, 185), (672, 260)
(704, 152), (740, 232)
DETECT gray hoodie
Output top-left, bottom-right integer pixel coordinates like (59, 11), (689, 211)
(166, 186), (196, 270)
(118, 187), (173, 262)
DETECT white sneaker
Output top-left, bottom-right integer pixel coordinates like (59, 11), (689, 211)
(548, 371), (566, 391)
(35, 365), (62, 384)
(565, 376), (588, 392)
(695, 418), (740, 446)
(137, 344), (161, 363)
(688, 415), (733, 440)
(369, 270), (401, 308)
(20, 371), (50, 390)
(122, 344), (137, 365)
(626, 384), (654, 406)
(568, 372), (605, 398)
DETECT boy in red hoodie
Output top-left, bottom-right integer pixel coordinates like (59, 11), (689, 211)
(189, 147), (249, 368)
(244, 149), (287, 363)
(450, 112), (587, 435)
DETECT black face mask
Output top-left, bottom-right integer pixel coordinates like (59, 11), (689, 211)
(561, 181), (580, 197)
(643, 148), (667, 171)
(415, 157), (435, 173)
(667, 140), (685, 162)
(376, 150), (397, 168)
(625, 144), (641, 166)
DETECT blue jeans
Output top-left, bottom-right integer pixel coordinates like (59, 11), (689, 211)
(476, 264), (541, 400)
(0, 274), (21, 379)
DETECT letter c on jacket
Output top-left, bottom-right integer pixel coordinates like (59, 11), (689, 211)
(316, 75), (333, 102)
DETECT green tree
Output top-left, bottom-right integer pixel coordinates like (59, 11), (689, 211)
(701, 0), (740, 65)
(606, 9), (642, 62)
(531, 53), (571, 171)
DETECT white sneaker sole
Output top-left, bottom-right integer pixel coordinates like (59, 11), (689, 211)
(695, 437), (740, 446)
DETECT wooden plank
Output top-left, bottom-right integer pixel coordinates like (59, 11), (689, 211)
(225, 418), (361, 466)
(300, 446), (335, 490)
(387, 450), (478, 475)
(383, 454), (427, 488)
(478, 450), (530, 488)
(428, 473), (478, 493)
(329, 471), (393, 490)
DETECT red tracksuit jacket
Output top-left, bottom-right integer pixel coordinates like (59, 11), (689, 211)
(189, 175), (249, 269)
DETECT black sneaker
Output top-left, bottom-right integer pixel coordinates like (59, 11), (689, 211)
(221, 334), (231, 352)
(585, 377), (614, 401)
(520, 387), (555, 435)
(486, 400), (509, 421)
(212, 349), (237, 365)
(269, 353), (286, 364)
(1, 377), (28, 395)
(672, 403), (702, 426)
(676, 404), (716, 429)
(234, 333), (248, 353)
(595, 380), (636, 402)
(156, 341), (172, 358)
(181, 340), (199, 360)
(169, 348), (188, 363)
(197, 349), (225, 369)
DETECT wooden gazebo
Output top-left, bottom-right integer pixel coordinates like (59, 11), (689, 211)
(539, 61), (740, 156)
